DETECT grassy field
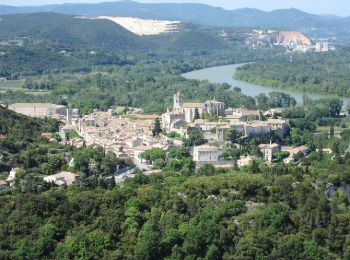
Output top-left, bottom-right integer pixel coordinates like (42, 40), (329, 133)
(0, 80), (50, 95)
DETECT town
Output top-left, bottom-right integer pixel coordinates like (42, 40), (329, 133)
(3, 91), (320, 187)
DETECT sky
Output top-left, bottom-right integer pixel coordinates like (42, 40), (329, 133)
(1, 0), (349, 16)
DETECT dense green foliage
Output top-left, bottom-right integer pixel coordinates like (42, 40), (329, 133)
(235, 49), (350, 97)
(1, 148), (350, 259)
(0, 61), (260, 114)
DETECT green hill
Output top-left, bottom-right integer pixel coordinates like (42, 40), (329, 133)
(0, 13), (144, 51)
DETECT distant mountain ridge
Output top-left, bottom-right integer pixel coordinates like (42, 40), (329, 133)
(0, 0), (349, 34)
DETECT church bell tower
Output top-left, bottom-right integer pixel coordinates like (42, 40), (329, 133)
(173, 91), (183, 112)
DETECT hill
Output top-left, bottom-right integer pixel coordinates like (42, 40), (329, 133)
(0, 12), (143, 51)
(0, 12), (232, 77)
(0, 1), (349, 36)
(0, 13), (229, 52)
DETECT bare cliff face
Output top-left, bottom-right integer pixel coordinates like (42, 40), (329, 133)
(246, 29), (314, 51)
(277, 31), (312, 46)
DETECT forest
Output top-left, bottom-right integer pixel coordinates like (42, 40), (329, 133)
(235, 48), (350, 97)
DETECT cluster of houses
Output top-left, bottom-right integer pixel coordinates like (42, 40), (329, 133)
(160, 92), (301, 167)
(68, 110), (172, 169)
(163, 92), (289, 140)
(1, 94), (324, 188)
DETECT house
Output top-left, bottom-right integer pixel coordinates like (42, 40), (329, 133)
(266, 118), (289, 138)
(225, 114), (247, 123)
(316, 148), (332, 154)
(259, 143), (280, 162)
(216, 125), (231, 141)
(290, 146), (310, 157)
(264, 108), (283, 117)
(231, 108), (260, 119)
(193, 119), (218, 132)
(162, 111), (185, 131)
(43, 171), (80, 186)
(193, 145), (222, 162)
(0, 180), (9, 190)
(245, 121), (271, 137)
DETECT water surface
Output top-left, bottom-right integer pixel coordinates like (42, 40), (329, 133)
(182, 63), (350, 105)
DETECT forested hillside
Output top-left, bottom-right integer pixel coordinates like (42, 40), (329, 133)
(0, 12), (234, 78)
(0, 13), (145, 51)
(235, 49), (350, 97)
(0, 13), (230, 52)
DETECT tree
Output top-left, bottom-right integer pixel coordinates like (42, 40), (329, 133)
(330, 125), (335, 138)
(256, 93), (270, 110)
(193, 108), (200, 121)
(227, 129), (237, 144)
(134, 220), (160, 259)
(152, 117), (162, 137)
(269, 92), (296, 108)
(140, 148), (166, 165)
(186, 128), (207, 147)
(197, 163), (216, 176)
(100, 152), (119, 175)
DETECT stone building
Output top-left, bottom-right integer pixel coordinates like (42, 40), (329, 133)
(259, 142), (280, 162)
(9, 103), (68, 118)
(172, 92), (225, 123)
(44, 171), (80, 186)
(193, 145), (222, 162)
(162, 111), (186, 131)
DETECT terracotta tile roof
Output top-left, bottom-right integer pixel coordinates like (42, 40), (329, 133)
(133, 114), (159, 119)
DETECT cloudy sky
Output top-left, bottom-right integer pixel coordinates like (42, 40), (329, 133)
(1, 0), (349, 16)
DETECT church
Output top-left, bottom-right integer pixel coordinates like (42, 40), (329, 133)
(162, 91), (225, 132)
(173, 91), (225, 123)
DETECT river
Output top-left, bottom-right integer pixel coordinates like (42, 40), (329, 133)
(182, 63), (350, 105)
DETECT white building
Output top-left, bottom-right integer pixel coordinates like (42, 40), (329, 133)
(193, 145), (222, 162)
(44, 171), (80, 186)
(9, 103), (68, 118)
(259, 143), (280, 162)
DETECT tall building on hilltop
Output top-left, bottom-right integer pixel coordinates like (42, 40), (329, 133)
(172, 92), (225, 123)
(173, 91), (183, 112)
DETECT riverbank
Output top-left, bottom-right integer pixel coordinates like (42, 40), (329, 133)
(182, 63), (350, 106)
(234, 53), (350, 98)
(235, 69), (347, 97)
